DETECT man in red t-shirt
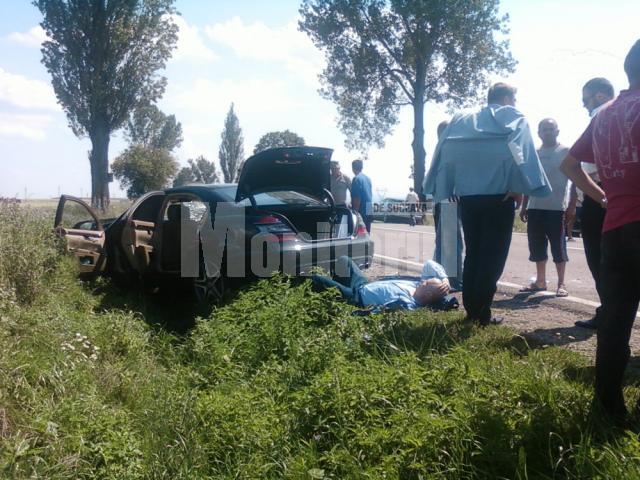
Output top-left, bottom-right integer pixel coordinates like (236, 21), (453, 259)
(561, 39), (640, 420)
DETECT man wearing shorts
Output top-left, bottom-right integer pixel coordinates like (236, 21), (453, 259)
(519, 119), (571, 297)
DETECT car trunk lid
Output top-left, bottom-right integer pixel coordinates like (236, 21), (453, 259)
(235, 147), (332, 203)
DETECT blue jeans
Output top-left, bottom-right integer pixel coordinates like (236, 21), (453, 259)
(312, 256), (368, 305)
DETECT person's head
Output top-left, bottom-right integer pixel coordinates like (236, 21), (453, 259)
(582, 77), (615, 114)
(330, 160), (341, 178)
(409, 187), (414, 193)
(437, 120), (449, 139)
(352, 159), (364, 174)
(624, 39), (640, 88)
(538, 118), (559, 147)
(413, 278), (449, 306)
(487, 82), (517, 106)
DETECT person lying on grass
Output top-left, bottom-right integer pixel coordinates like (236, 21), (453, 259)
(312, 255), (458, 313)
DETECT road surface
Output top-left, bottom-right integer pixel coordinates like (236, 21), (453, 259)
(370, 221), (599, 303)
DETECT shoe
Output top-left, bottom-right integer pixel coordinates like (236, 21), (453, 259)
(479, 316), (504, 327)
(556, 284), (569, 297)
(519, 282), (546, 293)
(575, 317), (598, 329)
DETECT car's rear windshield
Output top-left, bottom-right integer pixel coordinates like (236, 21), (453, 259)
(214, 186), (324, 206)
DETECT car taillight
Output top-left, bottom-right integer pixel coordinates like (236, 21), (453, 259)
(254, 215), (296, 242)
(256, 215), (281, 224)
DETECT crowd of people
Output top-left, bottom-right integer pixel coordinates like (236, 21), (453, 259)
(318, 39), (640, 422)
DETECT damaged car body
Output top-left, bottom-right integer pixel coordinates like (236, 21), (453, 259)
(54, 147), (374, 303)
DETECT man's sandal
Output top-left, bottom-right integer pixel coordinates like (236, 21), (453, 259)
(519, 283), (546, 293)
(556, 285), (569, 297)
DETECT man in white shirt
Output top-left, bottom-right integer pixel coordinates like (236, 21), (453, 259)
(519, 118), (571, 297)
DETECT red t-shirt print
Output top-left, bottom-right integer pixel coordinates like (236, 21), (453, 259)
(570, 89), (640, 232)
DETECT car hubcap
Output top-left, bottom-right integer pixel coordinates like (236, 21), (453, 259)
(193, 261), (225, 304)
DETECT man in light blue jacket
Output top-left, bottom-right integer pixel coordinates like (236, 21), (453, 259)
(423, 83), (551, 326)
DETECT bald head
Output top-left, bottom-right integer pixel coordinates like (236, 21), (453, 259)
(538, 118), (559, 147)
(625, 39), (640, 88)
(413, 278), (450, 306)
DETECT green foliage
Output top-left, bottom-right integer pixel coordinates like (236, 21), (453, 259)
(125, 104), (183, 152)
(112, 145), (178, 198)
(254, 130), (306, 154)
(0, 204), (62, 304)
(34, 0), (178, 208)
(299, 0), (516, 194)
(3, 206), (640, 478)
(173, 156), (219, 187)
(218, 103), (245, 183)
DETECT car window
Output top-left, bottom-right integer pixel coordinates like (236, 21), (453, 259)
(214, 186), (324, 206)
(59, 200), (99, 231)
(131, 194), (165, 222)
(163, 200), (209, 222)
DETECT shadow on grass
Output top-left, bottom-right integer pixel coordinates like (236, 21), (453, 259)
(378, 312), (475, 358)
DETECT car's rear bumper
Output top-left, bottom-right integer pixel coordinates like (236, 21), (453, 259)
(224, 236), (374, 278)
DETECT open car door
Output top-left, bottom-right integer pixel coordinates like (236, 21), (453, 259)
(54, 195), (105, 275)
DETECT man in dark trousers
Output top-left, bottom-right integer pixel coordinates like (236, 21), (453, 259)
(560, 40), (640, 420)
(567, 78), (615, 329)
(424, 83), (550, 326)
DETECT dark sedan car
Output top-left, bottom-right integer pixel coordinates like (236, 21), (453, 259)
(54, 147), (374, 303)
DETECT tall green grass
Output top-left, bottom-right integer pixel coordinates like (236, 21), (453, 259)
(1, 204), (640, 478)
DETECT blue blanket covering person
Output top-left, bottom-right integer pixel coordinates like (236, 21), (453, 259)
(312, 256), (458, 313)
(423, 104), (552, 202)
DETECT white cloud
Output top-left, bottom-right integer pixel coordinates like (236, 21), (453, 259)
(0, 68), (59, 110)
(6, 26), (49, 48)
(171, 15), (218, 63)
(0, 113), (52, 140)
(205, 17), (323, 85)
(168, 77), (306, 115)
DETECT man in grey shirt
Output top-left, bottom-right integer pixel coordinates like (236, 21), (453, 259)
(519, 118), (571, 297)
(330, 161), (351, 205)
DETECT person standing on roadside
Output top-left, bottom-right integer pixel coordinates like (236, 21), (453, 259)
(560, 40), (640, 420)
(405, 187), (419, 226)
(567, 78), (615, 330)
(424, 83), (551, 326)
(432, 119), (464, 290)
(519, 119), (571, 297)
(330, 161), (351, 205)
(351, 159), (373, 233)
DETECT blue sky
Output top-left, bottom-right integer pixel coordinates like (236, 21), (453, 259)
(0, 0), (639, 200)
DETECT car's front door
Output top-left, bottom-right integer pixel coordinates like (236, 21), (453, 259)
(54, 195), (105, 275)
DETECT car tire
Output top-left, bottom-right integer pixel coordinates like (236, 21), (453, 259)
(193, 252), (226, 304)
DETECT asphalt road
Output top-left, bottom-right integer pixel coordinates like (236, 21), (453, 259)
(370, 221), (599, 303)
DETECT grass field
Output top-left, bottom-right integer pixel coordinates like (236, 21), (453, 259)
(1, 202), (639, 479)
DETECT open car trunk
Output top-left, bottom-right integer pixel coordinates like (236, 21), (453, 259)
(255, 204), (356, 241)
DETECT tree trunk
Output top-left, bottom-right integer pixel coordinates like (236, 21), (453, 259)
(411, 97), (426, 201)
(89, 124), (111, 211)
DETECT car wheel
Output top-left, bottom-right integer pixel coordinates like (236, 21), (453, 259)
(193, 255), (226, 304)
